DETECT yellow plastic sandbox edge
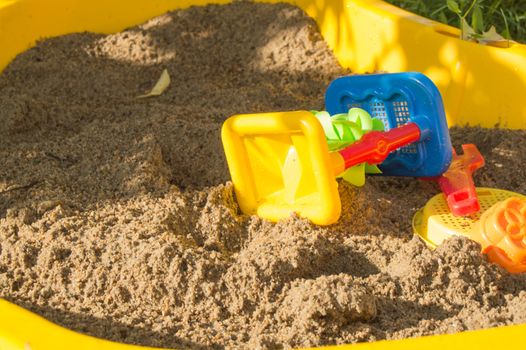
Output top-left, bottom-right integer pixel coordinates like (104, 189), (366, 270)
(1, 0), (525, 128)
(0, 0), (525, 349)
(2, 298), (526, 350)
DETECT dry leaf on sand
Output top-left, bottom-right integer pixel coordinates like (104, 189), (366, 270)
(136, 69), (170, 98)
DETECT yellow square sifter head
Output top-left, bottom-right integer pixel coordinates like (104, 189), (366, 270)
(221, 111), (342, 225)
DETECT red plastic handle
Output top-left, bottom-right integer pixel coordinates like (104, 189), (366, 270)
(436, 144), (485, 216)
(337, 122), (421, 169)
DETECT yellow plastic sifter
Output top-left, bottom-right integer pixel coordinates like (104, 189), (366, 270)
(413, 188), (526, 273)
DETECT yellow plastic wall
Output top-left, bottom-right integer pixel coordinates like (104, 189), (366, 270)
(2, 297), (526, 350)
(1, 0), (526, 128)
(294, 0), (526, 129)
(1, 0), (525, 349)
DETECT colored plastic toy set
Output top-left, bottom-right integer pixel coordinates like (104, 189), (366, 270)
(426, 144), (485, 216)
(222, 72), (457, 224)
(325, 72), (453, 178)
(221, 72), (526, 274)
(222, 73), (452, 225)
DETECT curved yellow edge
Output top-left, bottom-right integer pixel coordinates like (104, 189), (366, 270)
(309, 322), (526, 350)
(2, 298), (526, 350)
(1, 0), (526, 349)
(0, 299), (164, 350)
(293, 0), (526, 129)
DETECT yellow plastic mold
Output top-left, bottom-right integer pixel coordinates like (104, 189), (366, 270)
(302, 0), (526, 129)
(221, 111), (342, 225)
(413, 187), (526, 247)
(1, 0), (526, 349)
(414, 188), (526, 273)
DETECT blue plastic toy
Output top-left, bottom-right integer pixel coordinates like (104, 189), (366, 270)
(325, 72), (453, 177)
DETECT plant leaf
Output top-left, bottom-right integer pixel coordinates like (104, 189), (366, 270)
(461, 17), (477, 40)
(447, 0), (461, 14)
(438, 11), (449, 25)
(478, 25), (508, 45)
(137, 69), (171, 98)
(499, 8), (511, 41)
(472, 3), (484, 33)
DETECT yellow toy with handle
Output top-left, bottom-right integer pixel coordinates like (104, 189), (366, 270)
(221, 110), (421, 225)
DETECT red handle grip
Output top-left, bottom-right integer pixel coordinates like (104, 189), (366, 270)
(337, 122), (421, 169)
(436, 144), (485, 216)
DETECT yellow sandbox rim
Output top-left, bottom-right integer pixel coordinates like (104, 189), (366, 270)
(0, 0), (525, 349)
(1, 0), (526, 128)
(1, 298), (526, 350)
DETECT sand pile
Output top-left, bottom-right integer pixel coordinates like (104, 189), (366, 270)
(0, 2), (525, 349)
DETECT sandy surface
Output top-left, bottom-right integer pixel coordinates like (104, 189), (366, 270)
(0, 2), (525, 349)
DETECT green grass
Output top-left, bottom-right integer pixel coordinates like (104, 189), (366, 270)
(384, 0), (526, 43)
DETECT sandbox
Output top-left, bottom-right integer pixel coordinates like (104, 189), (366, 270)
(1, 1), (525, 350)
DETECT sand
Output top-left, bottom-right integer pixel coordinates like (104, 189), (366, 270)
(0, 2), (525, 349)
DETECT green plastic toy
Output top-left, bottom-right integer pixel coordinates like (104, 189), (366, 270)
(312, 108), (385, 186)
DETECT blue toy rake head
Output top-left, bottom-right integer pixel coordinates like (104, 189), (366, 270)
(325, 72), (453, 177)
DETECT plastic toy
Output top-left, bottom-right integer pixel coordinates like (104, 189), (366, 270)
(222, 110), (422, 225)
(312, 108), (386, 187)
(471, 197), (526, 273)
(222, 72), (453, 225)
(428, 144), (485, 216)
(413, 188), (526, 273)
(325, 72), (453, 177)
